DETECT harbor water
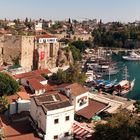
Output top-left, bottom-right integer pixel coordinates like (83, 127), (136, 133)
(104, 52), (140, 100)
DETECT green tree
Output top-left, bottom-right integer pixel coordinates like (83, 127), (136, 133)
(0, 73), (19, 95)
(0, 96), (9, 112)
(95, 112), (140, 140)
(50, 63), (87, 85)
(92, 22), (140, 48)
(50, 69), (67, 84)
(68, 45), (82, 61)
(67, 62), (87, 85)
(71, 40), (86, 52)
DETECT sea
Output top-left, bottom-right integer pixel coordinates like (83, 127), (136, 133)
(103, 52), (140, 100)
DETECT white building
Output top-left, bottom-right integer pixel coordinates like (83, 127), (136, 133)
(14, 69), (51, 95)
(30, 91), (74, 140)
(7, 92), (30, 115)
(35, 22), (43, 31)
(59, 83), (90, 112)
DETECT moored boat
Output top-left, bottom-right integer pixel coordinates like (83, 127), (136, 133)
(115, 79), (135, 95)
(114, 66), (135, 95)
(122, 51), (140, 61)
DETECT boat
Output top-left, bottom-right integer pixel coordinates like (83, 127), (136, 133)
(85, 52), (119, 76)
(93, 64), (119, 76)
(114, 66), (135, 95)
(103, 79), (117, 92)
(115, 79), (135, 95)
(122, 51), (140, 61)
(95, 79), (117, 93)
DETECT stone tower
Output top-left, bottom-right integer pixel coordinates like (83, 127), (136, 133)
(33, 34), (59, 69)
(0, 35), (34, 71)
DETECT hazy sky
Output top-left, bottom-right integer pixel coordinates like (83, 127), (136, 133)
(0, 0), (140, 22)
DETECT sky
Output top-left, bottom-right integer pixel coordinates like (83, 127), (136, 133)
(0, 0), (140, 23)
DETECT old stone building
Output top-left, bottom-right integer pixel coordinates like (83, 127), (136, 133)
(0, 34), (60, 71)
(33, 34), (60, 69)
(0, 35), (34, 71)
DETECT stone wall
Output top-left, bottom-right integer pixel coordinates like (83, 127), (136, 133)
(0, 36), (4, 65)
(0, 35), (34, 71)
(3, 35), (21, 65)
(0, 35), (63, 70)
(21, 36), (34, 71)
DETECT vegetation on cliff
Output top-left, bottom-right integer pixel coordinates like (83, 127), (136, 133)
(92, 22), (140, 48)
(50, 62), (87, 85)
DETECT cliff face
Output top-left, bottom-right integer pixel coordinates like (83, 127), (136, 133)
(56, 49), (73, 67)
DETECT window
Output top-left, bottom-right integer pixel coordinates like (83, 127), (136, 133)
(65, 116), (70, 121)
(54, 135), (58, 140)
(54, 119), (59, 124)
(64, 132), (69, 137)
(50, 43), (53, 57)
(79, 99), (87, 107)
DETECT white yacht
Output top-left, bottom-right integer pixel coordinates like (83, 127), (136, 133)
(122, 51), (140, 61)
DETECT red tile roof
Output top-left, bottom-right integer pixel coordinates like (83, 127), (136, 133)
(6, 95), (18, 104)
(36, 34), (55, 39)
(0, 116), (40, 140)
(17, 92), (30, 100)
(65, 83), (89, 96)
(28, 78), (45, 90)
(33, 69), (51, 75)
(14, 72), (34, 79)
(76, 99), (107, 119)
(45, 84), (54, 91)
(6, 91), (30, 104)
(26, 75), (46, 82)
(14, 69), (51, 80)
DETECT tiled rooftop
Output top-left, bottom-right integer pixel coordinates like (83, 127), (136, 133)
(0, 115), (40, 140)
(28, 78), (45, 90)
(14, 71), (34, 79)
(65, 83), (89, 96)
(26, 75), (46, 82)
(76, 99), (108, 119)
(14, 68), (51, 79)
(36, 34), (55, 39)
(33, 69), (51, 75)
(6, 91), (30, 104)
(17, 92), (30, 100)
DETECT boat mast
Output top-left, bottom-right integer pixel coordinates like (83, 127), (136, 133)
(109, 67), (111, 81)
(123, 66), (129, 80)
